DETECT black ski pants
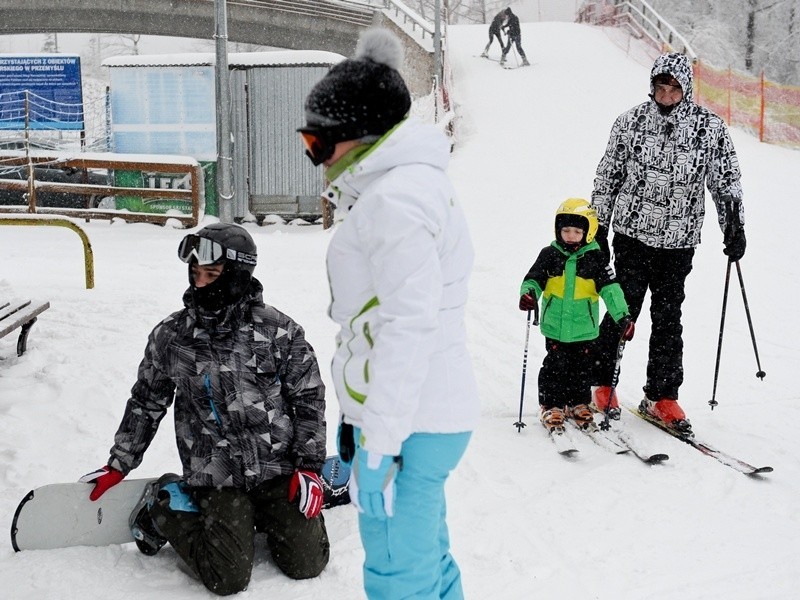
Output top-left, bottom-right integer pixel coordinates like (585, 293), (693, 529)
(502, 35), (527, 60)
(484, 27), (503, 53)
(151, 475), (330, 596)
(538, 338), (593, 409)
(593, 234), (695, 400)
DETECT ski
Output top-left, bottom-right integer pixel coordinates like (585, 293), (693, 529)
(604, 425), (669, 464)
(571, 422), (629, 455)
(549, 427), (579, 456)
(629, 406), (772, 476)
(574, 420), (669, 463)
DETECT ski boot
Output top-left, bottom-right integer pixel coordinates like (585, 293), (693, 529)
(639, 398), (692, 436)
(480, 51), (488, 58)
(566, 403), (596, 431)
(522, 58), (530, 67)
(499, 55), (507, 66)
(540, 406), (566, 433)
(591, 386), (621, 420)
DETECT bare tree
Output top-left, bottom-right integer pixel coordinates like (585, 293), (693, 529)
(41, 33), (59, 53)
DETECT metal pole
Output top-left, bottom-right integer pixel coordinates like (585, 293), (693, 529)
(214, 0), (234, 223)
(434, 0), (441, 94)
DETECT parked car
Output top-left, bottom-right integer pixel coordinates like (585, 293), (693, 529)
(0, 163), (111, 209)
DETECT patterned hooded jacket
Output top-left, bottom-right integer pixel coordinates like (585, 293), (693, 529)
(107, 279), (326, 489)
(592, 53), (744, 249)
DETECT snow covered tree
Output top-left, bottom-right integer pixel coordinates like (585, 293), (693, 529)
(41, 33), (59, 53)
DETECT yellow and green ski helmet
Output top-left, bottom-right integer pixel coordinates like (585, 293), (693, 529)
(554, 198), (599, 245)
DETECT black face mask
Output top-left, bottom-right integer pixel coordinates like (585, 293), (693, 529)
(655, 101), (677, 116)
(190, 265), (252, 312)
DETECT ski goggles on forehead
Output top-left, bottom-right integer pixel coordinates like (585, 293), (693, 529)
(177, 234), (224, 266)
(298, 127), (335, 166)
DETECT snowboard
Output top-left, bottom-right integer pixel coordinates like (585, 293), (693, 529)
(11, 455), (351, 552)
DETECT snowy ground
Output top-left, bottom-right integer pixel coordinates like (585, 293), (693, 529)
(2, 21), (798, 600)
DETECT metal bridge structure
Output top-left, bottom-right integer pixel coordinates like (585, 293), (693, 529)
(0, 0), (437, 96)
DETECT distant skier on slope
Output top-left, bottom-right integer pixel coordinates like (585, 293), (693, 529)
(500, 8), (530, 66)
(519, 198), (633, 434)
(480, 8), (507, 58)
(589, 52), (746, 434)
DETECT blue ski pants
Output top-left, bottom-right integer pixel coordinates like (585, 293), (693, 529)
(358, 431), (472, 600)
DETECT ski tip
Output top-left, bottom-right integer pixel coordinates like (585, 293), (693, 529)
(647, 454), (670, 464)
(748, 466), (773, 476)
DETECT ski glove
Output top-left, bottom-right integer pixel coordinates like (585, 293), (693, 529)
(723, 228), (746, 262)
(80, 465), (124, 501)
(618, 316), (635, 341)
(337, 421), (355, 464)
(519, 293), (537, 311)
(288, 470), (324, 519)
(351, 447), (401, 520)
(595, 225), (611, 262)
(723, 199), (746, 262)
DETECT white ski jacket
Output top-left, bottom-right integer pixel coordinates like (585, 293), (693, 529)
(324, 118), (480, 457)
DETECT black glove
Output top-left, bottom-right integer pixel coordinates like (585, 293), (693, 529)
(723, 199), (746, 261)
(337, 421), (355, 464)
(595, 225), (610, 260)
(519, 293), (537, 311)
(618, 315), (635, 341)
(724, 229), (746, 261)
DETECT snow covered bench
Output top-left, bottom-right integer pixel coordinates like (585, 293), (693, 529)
(0, 298), (50, 356)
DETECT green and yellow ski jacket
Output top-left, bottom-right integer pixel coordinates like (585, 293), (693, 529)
(520, 240), (629, 343)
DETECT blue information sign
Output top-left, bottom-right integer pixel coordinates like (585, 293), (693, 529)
(0, 54), (84, 130)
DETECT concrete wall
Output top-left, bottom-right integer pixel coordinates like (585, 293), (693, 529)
(374, 14), (435, 99)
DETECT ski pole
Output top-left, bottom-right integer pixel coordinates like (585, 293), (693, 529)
(599, 333), (627, 431)
(734, 260), (766, 380)
(709, 259), (732, 410)
(514, 302), (539, 432)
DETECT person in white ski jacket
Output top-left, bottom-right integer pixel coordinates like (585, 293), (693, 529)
(299, 28), (479, 600)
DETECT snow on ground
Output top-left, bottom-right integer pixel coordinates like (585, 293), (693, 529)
(1, 21), (798, 600)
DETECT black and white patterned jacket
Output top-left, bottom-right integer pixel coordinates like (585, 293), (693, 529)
(108, 279), (326, 489)
(592, 53), (744, 249)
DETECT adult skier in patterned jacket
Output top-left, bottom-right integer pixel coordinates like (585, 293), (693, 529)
(81, 223), (329, 595)
(590, 52), (746, 434)
(298, 28), (480, 600)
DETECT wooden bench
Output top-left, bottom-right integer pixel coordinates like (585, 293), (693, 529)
(0, 299), (50, 357)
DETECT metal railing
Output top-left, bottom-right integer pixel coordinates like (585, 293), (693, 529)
(230, 0), (375, 27)
(381, 0), (435, 40)
(578, 0), (696, 59)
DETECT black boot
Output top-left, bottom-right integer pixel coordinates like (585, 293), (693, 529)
(129, 473), (182, 556)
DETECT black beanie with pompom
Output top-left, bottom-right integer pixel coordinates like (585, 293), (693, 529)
(302, 28), (412, 143)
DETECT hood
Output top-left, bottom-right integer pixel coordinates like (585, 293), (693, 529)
(324, 117), (451, 211)
(649, 52), (694, 104)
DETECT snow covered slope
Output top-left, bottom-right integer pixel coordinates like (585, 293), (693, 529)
(1, 21), (797, 599)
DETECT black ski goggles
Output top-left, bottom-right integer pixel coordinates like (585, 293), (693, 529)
(298, 127), (336, 166)
(177, 235), (225, 266)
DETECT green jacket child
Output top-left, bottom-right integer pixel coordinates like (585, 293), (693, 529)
(520, 199), (629, 342)
(518, 198), (634, 433)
